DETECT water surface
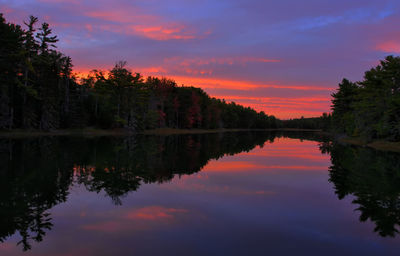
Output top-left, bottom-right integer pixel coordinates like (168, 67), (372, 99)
(0, 132), (399, 255)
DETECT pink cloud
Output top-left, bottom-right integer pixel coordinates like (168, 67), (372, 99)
(85, 24), (93, 32)
(81, 206), (189, 232)
(84, 9), (204, 41)
(128, 24), (197, 41)
(125, 206), (188, 220)
(376, 41), (400, 53)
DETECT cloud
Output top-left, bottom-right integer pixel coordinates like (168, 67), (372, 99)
(128, 24), (197, 41)
(170, 76), (333, 91)
(203, 160), (326, 172)
(125, 206), (188, 220)
(81, 206), (189, 232)
(84, 9), (205, 41)
(376, 41), (400, 53)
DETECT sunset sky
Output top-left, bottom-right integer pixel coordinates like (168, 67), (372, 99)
(1, 0), (400, 118)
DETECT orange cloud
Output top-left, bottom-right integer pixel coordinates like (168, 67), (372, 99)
(251, 101), (328, 117)
(170, 76), (333, 91)
(203, 160), (327, 172)
(202, 93), (331, 118)
(73, 69), (110, 80)
(139, 66), (167, 74)
(198, 138), (330, 172)
(73, 65), (167, 80)
(73, 66), (332, 91)
(203, 161), (265, 172)
(245, 139), (330, 162)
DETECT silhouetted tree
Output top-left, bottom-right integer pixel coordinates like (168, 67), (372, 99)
(331, 56), (400, 142)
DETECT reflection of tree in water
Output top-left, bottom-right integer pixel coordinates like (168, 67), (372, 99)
(321, 142), (400, 237)
(0, 138), (73, 251)
(0, 131), (277, 250)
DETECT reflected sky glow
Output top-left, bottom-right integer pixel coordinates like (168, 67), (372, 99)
(2, 137), (399, 255)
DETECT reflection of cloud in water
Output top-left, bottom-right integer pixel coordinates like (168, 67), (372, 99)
(81, 206), (189, 233)
(125, 206), (188, 220)
(203, 160), (328, 172)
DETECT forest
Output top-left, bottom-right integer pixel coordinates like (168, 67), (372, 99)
(0, 14), (280, 132)
(331, 56), (400, 142)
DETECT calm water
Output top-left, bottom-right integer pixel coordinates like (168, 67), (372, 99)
(1, 132), (400, 255)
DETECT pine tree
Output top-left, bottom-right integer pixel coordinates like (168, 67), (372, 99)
(0, 14), (24, 129)
(331, 78), (359, 134)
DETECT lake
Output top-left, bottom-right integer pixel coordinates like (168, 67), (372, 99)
(1, 131), (400, 255)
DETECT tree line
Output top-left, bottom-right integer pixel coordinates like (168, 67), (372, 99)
(0, 14), (279, 132)
(281, 113), (331, 131)
(331, 56), (400, 142)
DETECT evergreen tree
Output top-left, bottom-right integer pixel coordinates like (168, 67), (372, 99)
(331, 78), (359, 134)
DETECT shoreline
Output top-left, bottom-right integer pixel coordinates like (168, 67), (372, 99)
(0, 128), (322, 138)
(143, 128), (323, 135)
(339, 137), (400, 153)
(1, 128), (399, 153)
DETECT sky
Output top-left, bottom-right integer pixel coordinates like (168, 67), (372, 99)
(1, 0), (400, 118)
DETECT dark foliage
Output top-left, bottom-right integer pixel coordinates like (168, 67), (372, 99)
(331, 56), (400, 141)
(282, 113), (331, 131)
